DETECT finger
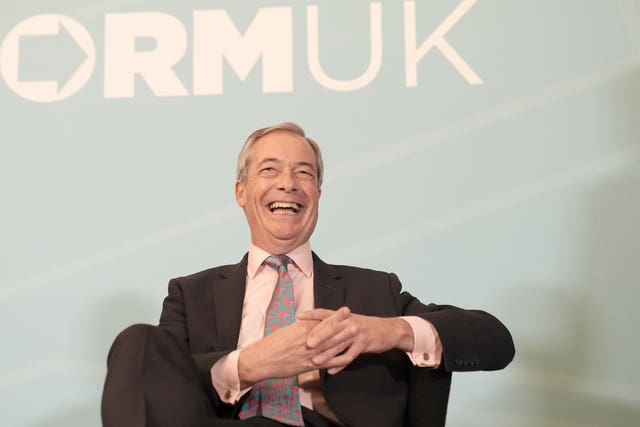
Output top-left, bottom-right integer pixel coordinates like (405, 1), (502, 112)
(322, 352), (357, 374)
(327, 366), (346, 375)
(335, 306), (351, 318)
(324, 338), (367, 374)
(306, 308), (353, 348)
(306, 321), (343, 349)
(299, 306), (350, 321)
(311, 341), (351, 366)
(293, 318), (322, 332)
(297, 308), (335, 321)
(308, 321), (358, 354)
(310, 321), (365, 365)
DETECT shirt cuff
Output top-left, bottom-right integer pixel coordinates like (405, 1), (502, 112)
(211, 349), (252, 403)
(400, 316), (442, 368)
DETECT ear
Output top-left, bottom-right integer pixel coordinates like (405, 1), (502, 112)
(235, 180), (246, 207)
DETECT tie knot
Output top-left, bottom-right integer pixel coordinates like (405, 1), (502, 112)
(265, 255), (292, 272)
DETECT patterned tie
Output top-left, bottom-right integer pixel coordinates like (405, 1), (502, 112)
(238, 255), (304, 426)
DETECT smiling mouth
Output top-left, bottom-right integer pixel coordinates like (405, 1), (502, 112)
(268, 201), (301, 215)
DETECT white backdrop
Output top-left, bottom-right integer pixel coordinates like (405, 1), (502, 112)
(2, 1), (640, 426)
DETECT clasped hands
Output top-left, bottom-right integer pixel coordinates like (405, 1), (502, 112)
(238, 307), (414, 387)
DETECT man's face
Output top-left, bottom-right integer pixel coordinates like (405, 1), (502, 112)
(235, 131), (321, 254)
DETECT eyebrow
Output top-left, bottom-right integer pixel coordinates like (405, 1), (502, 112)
(257, 157), (281, 166)
(296, 161), (316, 170)
(257, 158), (316, 170)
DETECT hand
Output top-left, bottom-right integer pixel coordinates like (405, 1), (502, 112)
(298, 307), (415, 374)
(237, 318), (323, 387)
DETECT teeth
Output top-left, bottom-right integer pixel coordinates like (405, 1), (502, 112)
(268, 201), (300, 213)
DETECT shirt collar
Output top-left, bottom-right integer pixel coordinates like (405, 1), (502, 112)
(247, 241), (313, 279)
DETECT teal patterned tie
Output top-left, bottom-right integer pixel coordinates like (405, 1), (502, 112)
(238, 255), (304, 426)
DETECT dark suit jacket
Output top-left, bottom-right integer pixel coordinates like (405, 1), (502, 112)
(159, 253), (515, 427)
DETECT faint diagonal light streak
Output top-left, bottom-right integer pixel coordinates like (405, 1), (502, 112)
(0, 204), (238, 302)
(327, 56), (640, 183)
(2, 56), (639, 303)
(328, 144), (640, 262)
(0, 359), (104, 392)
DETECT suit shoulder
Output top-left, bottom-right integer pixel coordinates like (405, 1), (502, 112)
(313, 253), (392, 278)
(171, 262), (242, 287)
(326, 262), (395, 280)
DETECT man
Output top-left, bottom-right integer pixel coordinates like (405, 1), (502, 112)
(102, 123), (515, 427)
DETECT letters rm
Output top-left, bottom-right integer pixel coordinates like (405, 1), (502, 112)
(103, 0), (482, 98)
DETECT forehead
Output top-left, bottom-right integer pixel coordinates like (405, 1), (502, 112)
(250, 131), (316, 165)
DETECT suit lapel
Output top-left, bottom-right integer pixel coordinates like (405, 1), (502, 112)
(212, 254), (248, 351)
(312, 253), (348, 385)
(312, 252), (347, 311)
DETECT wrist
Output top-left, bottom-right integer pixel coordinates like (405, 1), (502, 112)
(238, 346), (262, 389)
(393, 317), (415, 352)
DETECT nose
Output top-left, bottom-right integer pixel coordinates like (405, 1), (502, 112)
(277, 169), (297, 192)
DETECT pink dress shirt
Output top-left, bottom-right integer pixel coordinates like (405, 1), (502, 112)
(211, 242), (442, 409)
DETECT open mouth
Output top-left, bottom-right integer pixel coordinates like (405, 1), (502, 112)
(268, 201), (301, 215)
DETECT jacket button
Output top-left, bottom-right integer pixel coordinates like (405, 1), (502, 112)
(422, 352), (430, 361)
(224, 390), (232, 399)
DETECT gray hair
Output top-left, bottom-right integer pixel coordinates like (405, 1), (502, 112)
(236, 122), (324, 187)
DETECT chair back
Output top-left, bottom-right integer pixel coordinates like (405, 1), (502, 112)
(405, 367), (452, 426)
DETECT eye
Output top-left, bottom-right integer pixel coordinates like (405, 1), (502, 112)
(260, 167), (277, 175)
(296, 169), (315, 180)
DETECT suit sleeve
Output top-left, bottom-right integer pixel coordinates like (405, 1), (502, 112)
(388, 273), (515, 372)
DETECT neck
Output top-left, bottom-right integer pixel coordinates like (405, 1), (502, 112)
(251, 239), (309, 256)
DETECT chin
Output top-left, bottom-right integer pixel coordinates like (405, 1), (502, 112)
(272, 230), (302, 241)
